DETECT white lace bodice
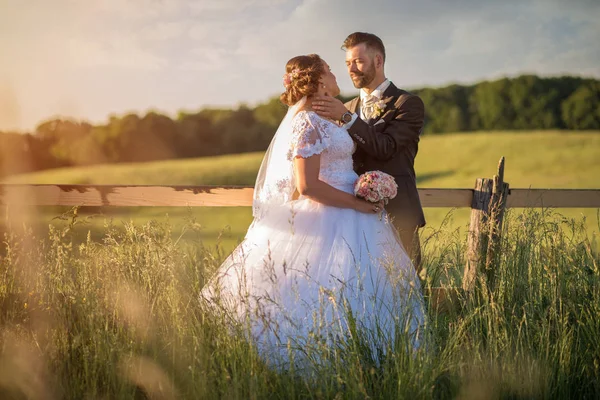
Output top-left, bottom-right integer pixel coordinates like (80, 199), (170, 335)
(288, 111), (358, 194)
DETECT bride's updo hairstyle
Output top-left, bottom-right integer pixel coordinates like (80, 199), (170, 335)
(280, 54), (325, 106)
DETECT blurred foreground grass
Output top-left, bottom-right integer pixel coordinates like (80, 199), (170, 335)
(0, 208), (598, 398)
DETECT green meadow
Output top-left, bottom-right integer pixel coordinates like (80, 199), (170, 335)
(3, 131), (599, 253)
(1, 130), (600, 398)
(1, 186), (599, 398)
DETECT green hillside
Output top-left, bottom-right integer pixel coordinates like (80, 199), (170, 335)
(3, 131), (599, 253)
(3, 151), (263, 186)
(6, 131), (600, 188)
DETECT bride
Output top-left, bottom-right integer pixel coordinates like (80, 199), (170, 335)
(201, 54), (425, 367)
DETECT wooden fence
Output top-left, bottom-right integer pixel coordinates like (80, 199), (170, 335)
(2, 158), (599, 309)
(1, 185), (598, 209)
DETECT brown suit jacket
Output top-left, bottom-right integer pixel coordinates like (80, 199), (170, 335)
(346, 82), (426, 228)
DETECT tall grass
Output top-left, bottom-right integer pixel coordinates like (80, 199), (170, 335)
(0, 209), (598, 399)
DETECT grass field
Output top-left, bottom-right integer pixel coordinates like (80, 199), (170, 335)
(1, 205), (599, 398)
(6, 131), (599, 187)
(2, 131), (600, 397)
(3, 131), (599, 253)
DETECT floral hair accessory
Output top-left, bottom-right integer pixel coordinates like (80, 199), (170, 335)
(282, 68), (301, 88)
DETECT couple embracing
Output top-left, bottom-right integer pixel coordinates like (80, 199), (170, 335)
(202, 32), (427, 366)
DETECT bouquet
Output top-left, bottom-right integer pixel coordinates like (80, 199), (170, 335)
(353, 170), (398, 204)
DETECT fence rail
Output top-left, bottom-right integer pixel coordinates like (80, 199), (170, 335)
(1, 184), (599, 208)
(2, 156), (599, 311)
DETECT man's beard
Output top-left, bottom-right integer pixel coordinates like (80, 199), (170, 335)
(350, 62), (376, 89)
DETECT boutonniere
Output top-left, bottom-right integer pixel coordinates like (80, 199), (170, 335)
(372, 96), (393, 118)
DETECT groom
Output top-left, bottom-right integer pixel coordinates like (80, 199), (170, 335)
(313, 32), (426, 272)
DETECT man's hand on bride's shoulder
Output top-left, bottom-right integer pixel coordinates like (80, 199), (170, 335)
(313, 95), (348, 122)
(353, 198), (385, 215)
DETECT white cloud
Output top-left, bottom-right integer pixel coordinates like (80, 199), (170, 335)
(73, 0), (187, 22)
(237, 0), (600, 89)
(188, 21), (240, 46)
(66, 37), (168, 70)
(187, 0), (290, 14)
(177, 47), (232, 71)
(139, 21), (187, 43)
(1, 0), (599, 130)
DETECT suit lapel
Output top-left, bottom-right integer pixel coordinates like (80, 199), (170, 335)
(371, 82), (401, 125)
(349, 82), (402, 124)
(383, 81), (400, 98)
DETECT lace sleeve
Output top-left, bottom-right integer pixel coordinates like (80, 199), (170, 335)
(288, 111), (330, 160)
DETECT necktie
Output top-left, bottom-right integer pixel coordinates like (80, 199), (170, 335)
(361, 95), (378, 121)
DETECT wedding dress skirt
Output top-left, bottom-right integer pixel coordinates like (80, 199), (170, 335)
(200, 193), (425, 366)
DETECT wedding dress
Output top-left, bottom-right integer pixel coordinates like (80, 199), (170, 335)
(201, 99), (425, 367)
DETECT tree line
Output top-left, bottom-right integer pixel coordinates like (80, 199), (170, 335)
(1, 74), (598, 178)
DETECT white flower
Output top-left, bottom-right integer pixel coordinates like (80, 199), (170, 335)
(373, 99), (387, 117)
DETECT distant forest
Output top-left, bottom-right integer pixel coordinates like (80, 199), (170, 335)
(1, 74), (599, 177)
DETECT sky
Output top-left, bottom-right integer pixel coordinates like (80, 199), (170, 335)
(1, 0), (599, 132)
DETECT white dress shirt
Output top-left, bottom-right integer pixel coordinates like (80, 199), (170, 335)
(359, 79), (391, 120)
(344, 79), (391, 129)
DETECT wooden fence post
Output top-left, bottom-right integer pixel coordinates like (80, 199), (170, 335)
(462, 157), (510, 292)
(485, 157), (510, 287)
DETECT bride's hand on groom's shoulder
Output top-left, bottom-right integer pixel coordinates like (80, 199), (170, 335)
(313, 96), (348, 122)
